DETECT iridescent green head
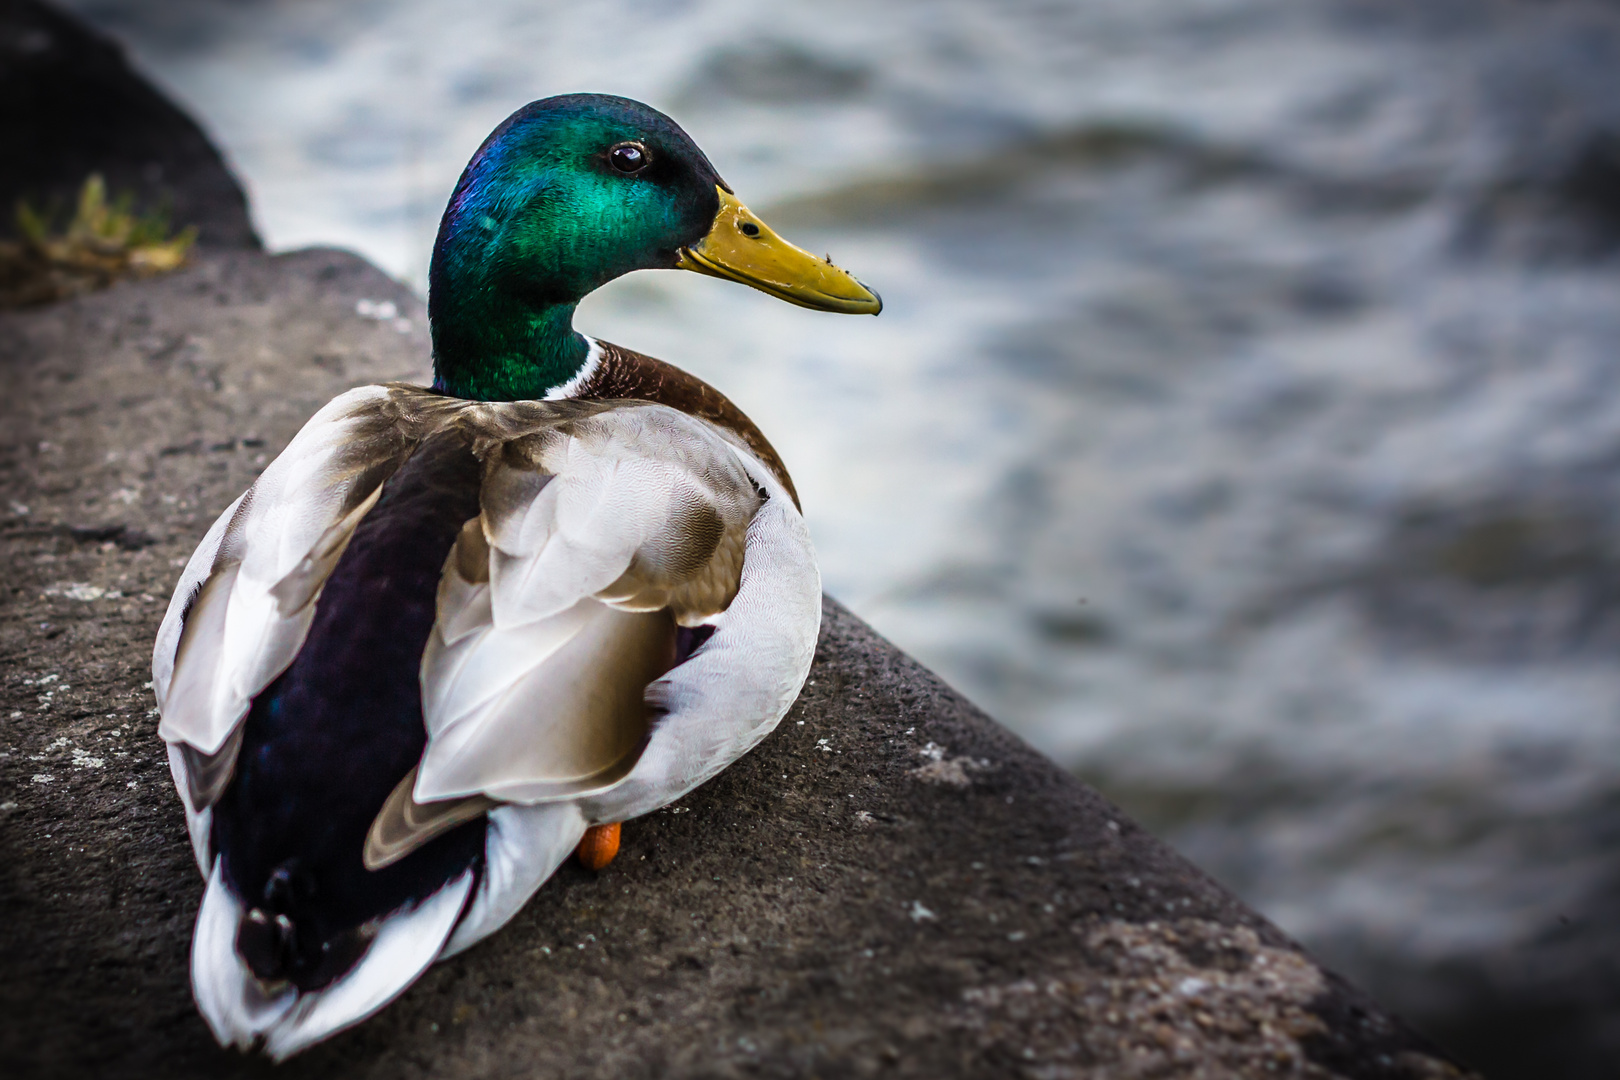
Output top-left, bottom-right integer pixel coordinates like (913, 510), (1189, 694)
(429, 93), (879, 402)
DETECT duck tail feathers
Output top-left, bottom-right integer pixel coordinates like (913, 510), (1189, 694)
(191, 859), (475, 1060)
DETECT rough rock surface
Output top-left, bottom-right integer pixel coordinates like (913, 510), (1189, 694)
(0, 0), (258, 250)
(0, 250), (1479, 1078)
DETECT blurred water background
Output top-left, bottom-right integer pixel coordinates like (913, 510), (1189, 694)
(61, 0), (1620, 1074)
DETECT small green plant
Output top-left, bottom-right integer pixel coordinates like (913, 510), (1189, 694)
(1, 174), (198, 308)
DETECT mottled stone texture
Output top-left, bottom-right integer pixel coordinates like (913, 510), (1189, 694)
(0, 0), (258, 250)
(0, 250), (1479, 1079)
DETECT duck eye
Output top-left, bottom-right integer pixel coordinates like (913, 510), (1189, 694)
(609, 142), (650, 175)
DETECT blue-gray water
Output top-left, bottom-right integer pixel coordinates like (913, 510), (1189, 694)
(66, 0), (1620, 1071)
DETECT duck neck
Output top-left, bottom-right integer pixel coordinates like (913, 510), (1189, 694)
(428, 286), (591, 402)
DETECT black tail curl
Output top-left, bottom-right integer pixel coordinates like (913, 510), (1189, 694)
(235, 858), (375, 992)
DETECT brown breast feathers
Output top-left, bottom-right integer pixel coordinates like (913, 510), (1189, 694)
(576, 341), (801, 510)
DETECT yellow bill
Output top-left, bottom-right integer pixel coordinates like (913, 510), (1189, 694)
(677, 188), (882, 315)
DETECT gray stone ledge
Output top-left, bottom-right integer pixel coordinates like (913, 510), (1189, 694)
(0, 249), (1479, 1078)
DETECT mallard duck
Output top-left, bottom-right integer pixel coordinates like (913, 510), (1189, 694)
(150, 93), (880, 1059)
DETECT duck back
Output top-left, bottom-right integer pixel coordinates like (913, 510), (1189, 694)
(211, 429), (486, 990)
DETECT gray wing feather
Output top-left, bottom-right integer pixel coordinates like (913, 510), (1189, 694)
(411, 404), (764, 810)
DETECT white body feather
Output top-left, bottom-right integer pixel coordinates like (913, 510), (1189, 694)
(153, 385), (820, 1057)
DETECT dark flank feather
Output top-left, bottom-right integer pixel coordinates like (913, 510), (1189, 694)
(211, 430), (487, 992)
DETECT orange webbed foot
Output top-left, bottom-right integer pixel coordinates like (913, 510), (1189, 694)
(576, 822), (621, 870)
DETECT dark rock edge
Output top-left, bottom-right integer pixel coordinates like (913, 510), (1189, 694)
(1, 0), (259, 250)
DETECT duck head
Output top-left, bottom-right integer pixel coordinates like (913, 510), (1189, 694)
(429, 93), (880, 401)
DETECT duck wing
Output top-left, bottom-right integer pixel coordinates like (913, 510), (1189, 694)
(368, 398), (766, 865)
(414, 397), (820, 961)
